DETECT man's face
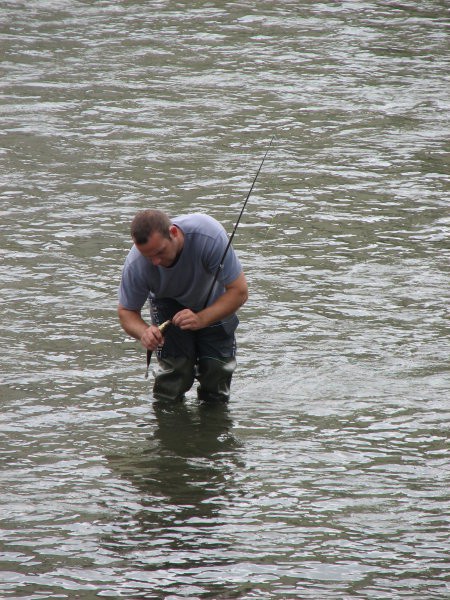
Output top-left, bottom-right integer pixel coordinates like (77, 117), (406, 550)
(135, 228), (180, 268)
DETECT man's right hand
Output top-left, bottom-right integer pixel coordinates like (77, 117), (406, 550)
(140, 325), (164, 351)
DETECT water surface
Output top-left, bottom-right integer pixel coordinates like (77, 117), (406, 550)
(1, 2), (449, 598)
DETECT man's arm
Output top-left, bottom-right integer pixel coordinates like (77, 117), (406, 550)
(118, 305), (163, 350)
(118, 271), (248, 346)
(171, 271), (248, 331)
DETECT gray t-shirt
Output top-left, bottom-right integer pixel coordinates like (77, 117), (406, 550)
(118, 214), (243, 312)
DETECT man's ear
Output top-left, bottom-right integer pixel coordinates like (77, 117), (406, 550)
(169, 225), (178, 237)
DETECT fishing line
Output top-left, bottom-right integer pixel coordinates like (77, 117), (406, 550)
(202, 134), (275, 309)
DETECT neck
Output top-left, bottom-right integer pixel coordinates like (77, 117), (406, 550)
(173, 225), (184, 252)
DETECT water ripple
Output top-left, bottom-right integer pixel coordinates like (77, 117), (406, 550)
(1, 1), (449, 598)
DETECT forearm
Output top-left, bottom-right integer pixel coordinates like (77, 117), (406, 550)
(118, 305), (165, 350)
(197, 287), (246, 327)
(171, 272), (249, 330)
(118, 306), (149, 341)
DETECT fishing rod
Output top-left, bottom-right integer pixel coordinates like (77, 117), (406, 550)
(203, 134), (275, 309)
(145, 135), (275, 379)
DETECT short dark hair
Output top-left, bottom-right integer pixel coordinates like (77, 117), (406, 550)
(130, 210), (171, 245)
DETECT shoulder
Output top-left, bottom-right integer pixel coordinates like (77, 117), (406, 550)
(173, 214), (226, 237)
(123, 245), (142, 266)
(122, 245), (150, 274)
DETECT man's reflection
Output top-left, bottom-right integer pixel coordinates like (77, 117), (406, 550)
(103, 402), (242, 561)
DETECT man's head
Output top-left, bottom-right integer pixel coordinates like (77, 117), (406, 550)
(131, 209), (171, 245)
(131, 209), (183, 267)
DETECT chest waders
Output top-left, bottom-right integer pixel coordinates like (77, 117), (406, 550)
(150, 299), (238, 404)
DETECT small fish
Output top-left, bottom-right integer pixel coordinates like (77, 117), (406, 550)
(158, 319), (171, 334)
(145, 320), (171, 379)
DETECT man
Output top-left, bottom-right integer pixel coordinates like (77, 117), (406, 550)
(118, 209), (248, 404)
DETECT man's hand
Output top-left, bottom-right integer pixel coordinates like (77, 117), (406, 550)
(172, 309), (205, 331)
(140, 325), (164, 350)
(171, 272), (248, 331)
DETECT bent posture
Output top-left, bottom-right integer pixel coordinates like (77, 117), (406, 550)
(118, 209), (248, 404)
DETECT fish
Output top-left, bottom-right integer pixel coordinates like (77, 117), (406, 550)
(145, 320), (171, 379)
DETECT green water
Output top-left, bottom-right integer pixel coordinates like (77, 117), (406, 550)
(1, 2), (449, 598)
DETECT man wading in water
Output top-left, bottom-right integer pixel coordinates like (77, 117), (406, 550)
(118, 209), (248, 404)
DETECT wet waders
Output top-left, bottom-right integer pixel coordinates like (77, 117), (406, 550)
(150, 299), (238, 404)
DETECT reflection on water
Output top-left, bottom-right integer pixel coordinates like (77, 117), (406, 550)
(107, 403), (240, 529)
(103, 403), (243, 598)
(1, 0), (449, 598)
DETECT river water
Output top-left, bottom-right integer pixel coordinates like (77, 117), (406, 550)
(1, 2), (449, 599)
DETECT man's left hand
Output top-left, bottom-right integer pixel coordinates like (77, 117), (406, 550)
(172, 309), (204, 331)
